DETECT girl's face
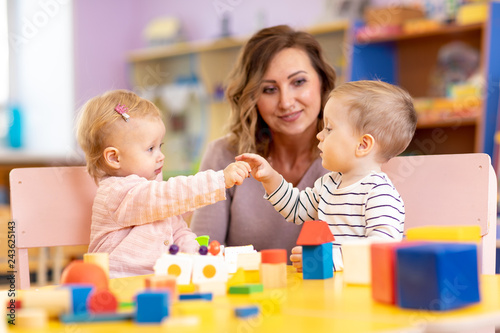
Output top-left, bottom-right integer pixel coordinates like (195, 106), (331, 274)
(110, 116), (166, 180)
(256, 47), (322, 138)
(317, 96), (359, 173)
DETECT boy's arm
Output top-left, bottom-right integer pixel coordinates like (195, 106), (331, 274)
(235, 153), (282, 194)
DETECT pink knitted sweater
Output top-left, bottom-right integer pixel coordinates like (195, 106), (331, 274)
(88, 171), (225, 278)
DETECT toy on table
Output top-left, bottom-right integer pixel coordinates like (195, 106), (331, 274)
(296, 220), (335, 280)
(260, 249), (287, 288)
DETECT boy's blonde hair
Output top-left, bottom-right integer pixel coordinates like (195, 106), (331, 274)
(76, 89), (162, 182)
(330, 80), (417, 161)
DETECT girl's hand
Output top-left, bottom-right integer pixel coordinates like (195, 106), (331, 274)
(223, 161), (251, 188)
(290, 246), (303, 273)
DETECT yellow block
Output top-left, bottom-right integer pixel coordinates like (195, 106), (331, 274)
(405, 225), (481, 242)
(243, 270), (260, 283)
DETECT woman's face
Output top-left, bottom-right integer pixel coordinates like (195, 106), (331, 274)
(256, 47), (322, 138)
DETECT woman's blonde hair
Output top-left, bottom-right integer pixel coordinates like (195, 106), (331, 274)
(226, 25), (336, 157)
(76, 89), (162, 182)
(330, 80), (417, 161)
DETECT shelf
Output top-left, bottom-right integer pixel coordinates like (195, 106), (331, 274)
(128, 20), (350, 63)
(416, 115), (478, 129)
(355, 22), (483, 44)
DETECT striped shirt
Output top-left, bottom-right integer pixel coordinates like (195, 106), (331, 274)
(266, 171), (404, 270)
(89, 171), (226, 278)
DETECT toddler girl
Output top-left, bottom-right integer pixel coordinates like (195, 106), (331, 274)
(76, 89), (250, 278)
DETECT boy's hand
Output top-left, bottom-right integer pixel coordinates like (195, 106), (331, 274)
(290, 246), (303, 273)
(223, 161), (251, 188)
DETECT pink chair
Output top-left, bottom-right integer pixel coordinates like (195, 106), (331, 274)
(10, 166), (97, 289)
(382, 153), (498, 274)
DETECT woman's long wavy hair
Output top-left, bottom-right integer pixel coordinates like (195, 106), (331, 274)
(225, 25), (336, 157)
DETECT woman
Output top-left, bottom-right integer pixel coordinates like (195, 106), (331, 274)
(190, 25), (336, 261)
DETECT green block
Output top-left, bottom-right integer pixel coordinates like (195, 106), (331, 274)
(196, 235), (210, 246)
(228, 284), (264, 294)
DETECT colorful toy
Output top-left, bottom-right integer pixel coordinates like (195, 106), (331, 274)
(179, 292), (213, 301)
(296, 221), (335, 280)
(62, 284), (94, 314)
(224, 245), (256, 273)
(396, 242), (480, 310)
(196, 235), (210, 246)
(199, 245), (209, 255)
(154, 253), (194, 285)
(234, 305), (260, 318)
(405, 225), (481, 242)
(16, 308), (48, 329)
(21, 289), (71, 318)
(87, 289), (118, 313)
(208, 240), (221, 255)
(237, 252), (261, 283)
(342, 240), (377, 285)
(228, 284), (264, 295)
(145, 275), (177, 302)
(83, 252), (110, 278)
(135, 290), (170, 323)
(260, 249), (287, 288)
(60, 260), (108, 290)
(191, 255), (228, 284)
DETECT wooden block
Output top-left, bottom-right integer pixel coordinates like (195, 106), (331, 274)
(87, 289), (118, 313)
(21, 289), (71, 318)
(228, 284), (263, 294)
(396, 242), (480, 310)
(234, 305), (260, 318)
(237, 252), (261, 270)
(302, 243), (333, 280)
(17, 308), (48, 329)
(224, 245), (256, 273)
(227, 267), (246, 287)
(195, 281), (227, 296)
(260, 263), (287, 289)
(405, 225), (481, 242)
(145, 275), (177, 302)
(342, 240), (374, 285)
(135, 291), (170, 323)
(83, 253), (110, 278)
(192, 255), (228, 284)
(154, 253), (193, 285)
(243, 270), (260, 283)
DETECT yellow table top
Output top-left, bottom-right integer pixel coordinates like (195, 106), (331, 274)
(8, 267), (500, 333)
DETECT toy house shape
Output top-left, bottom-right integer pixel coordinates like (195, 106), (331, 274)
(296, 221), (335, 280)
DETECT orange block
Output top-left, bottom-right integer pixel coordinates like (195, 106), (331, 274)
(371, 241), (423, 304)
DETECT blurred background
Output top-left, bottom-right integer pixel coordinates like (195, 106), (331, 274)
(1, 0), (499, 284)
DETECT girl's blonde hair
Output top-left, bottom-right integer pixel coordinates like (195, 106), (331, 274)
(330, 80), (417, 161)
(76, 89), (162, 182)
(226, 25), (336, 157)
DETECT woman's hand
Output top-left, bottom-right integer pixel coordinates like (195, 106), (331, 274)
(290, 246), (303, 273)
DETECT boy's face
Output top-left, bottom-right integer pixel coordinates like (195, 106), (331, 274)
(316, 96), (360, 173)
(109, 116), (166, 180)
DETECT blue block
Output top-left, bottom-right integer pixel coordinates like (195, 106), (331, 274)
(60, 284), (94, 314)
(135, 291), (170, 323)
(234, 305), (260, 318)
(302, 243), (333, 280)
(396, 243), (480, 311)
(179, 292), (213, 301)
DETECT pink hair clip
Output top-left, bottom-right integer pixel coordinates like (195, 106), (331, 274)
(115, 104), (130, 122)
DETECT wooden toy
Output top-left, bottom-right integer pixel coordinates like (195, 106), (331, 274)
(62, 284), (94, 314)
(83, 252), (110, 278)
(21, 289), (71, 318)
(342, 240), (377, 285)
(370, 241), (418, 304)
(296, 221), (335, 280)
(192, 255), (228, 284)
(17, 308), (48, 329)
(196, 235), (210, 246)
(208, 240), (221, 255)
(234, 305), (260, 318)
(154, 253), (194, 285)
(87, 289), (118, 313)
(60, 260), (108, 290)
(227, 267), (246, 287)
(237, 252), (261, 283)
(135, 290), (170, 323)
(145, 275), (177, 302)
(228, 284), (264, 295)
(405, 225), (481, 242)
(224, 245), (256, 273)
(60, 312), (133, 323)
(260, 249), (287, 289)
(179, 292), (213, 301)
(195, 281), (227, 296)
(396, 242), (480, 310)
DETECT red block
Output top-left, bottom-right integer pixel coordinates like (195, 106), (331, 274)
(371, 241), (423, 304)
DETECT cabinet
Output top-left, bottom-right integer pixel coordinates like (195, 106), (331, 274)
(127, 21), (349, 177)
(350, 2), (500, 159)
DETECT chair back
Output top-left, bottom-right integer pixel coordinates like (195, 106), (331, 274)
(382, 153), (497, 274)
(10, 166), (97, 289)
